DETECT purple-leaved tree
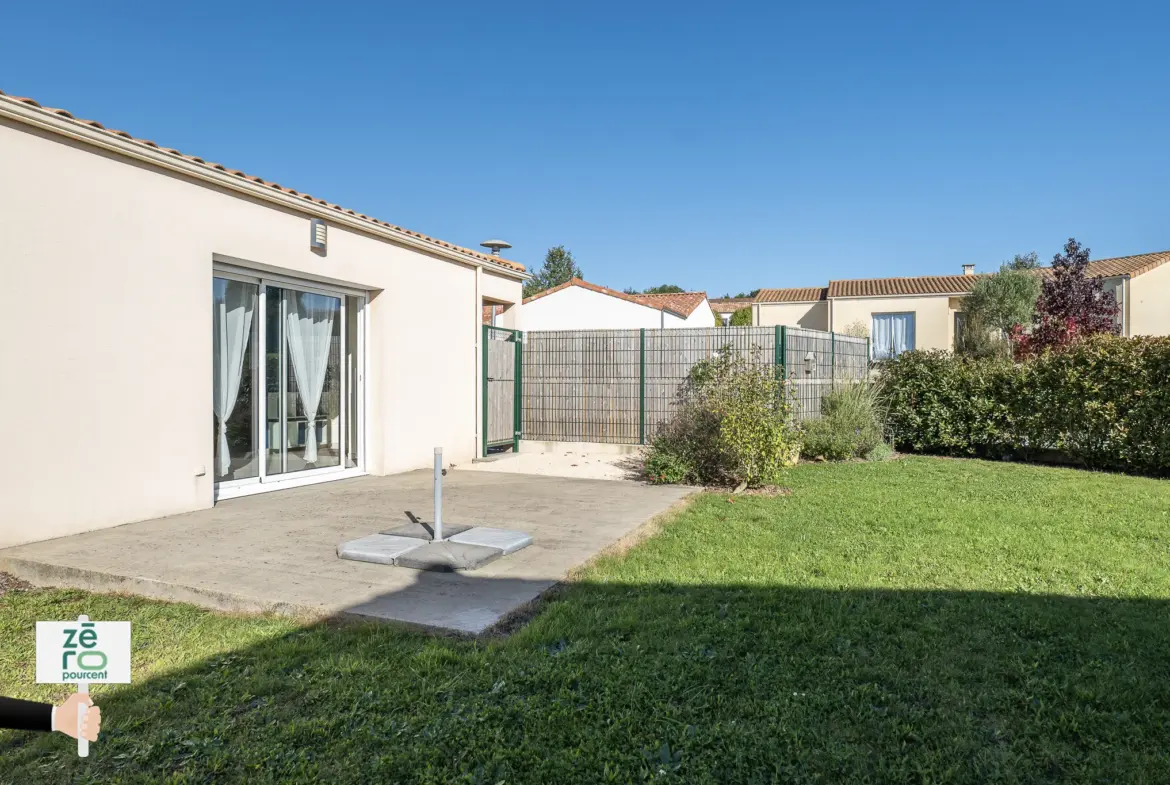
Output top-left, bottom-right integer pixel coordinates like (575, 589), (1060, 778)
(1011, 238), (1119, 358)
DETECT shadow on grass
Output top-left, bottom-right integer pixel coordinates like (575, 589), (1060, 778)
(3, 573), (1170, 784)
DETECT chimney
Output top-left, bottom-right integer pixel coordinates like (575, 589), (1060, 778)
(962, 264), (975, 276)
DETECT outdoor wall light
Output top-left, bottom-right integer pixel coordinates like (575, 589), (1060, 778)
(310, 219), (327, 252)
(803, 351), (817, 375)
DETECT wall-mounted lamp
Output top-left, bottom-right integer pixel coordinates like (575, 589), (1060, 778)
(310, 219), (327, 252)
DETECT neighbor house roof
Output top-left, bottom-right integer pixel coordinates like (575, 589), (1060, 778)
(755, 287), (829, 303)
(1081, 251), (1170, 279)
(523, 278), (690, 317)
(709, 297), (755, 313)
(0, 89), (525, 274)
(828, 275), (980, 298)
(825, 251), (1170, 299)
(628, 291), (708, 317)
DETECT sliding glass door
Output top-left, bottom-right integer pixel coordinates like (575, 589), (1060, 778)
(213, 271), (364, 493)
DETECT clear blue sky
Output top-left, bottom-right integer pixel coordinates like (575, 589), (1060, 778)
(3, 1), (1167, 295)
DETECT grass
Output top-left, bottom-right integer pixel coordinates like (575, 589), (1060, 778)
(2, 456), (1170, 783)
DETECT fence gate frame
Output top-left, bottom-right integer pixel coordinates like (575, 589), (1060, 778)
(482, 325), (523, 456)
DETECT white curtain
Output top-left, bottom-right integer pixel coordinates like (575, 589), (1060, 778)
(872, 313), (915, 359)
(284, 291), (337, 464)
(212, 279), (256, 477)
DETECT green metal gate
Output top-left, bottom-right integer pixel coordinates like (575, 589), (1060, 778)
(482, 325), (523, 456)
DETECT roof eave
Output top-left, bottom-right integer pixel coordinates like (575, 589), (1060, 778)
(0, 96), (529, 281)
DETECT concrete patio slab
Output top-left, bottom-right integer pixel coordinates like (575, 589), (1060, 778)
(0, 469), (690, 634)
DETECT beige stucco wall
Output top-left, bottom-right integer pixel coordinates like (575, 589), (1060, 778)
(1129, 264), (1170, 336)
(755, 301), (829, 331)
(481, 270), (524, 329)
(830, 294), (961, 351)
(0, 117), (523, 547)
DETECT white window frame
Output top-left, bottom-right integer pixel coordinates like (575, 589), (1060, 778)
(212, 264), (368, 501)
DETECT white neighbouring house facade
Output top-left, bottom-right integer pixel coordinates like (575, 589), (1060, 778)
(522, 278), (714, 330)
(0, 90), (527, 548)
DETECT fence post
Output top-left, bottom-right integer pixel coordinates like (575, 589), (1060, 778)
(639, 328), (646, 445)
(866, 336), (871, 375)
(773, 325), (781, 378)
(830, 331), (836, 387)
(779, 325), (788, 378)
(513, 331), (523, 452)
(481, 325), (488, 457)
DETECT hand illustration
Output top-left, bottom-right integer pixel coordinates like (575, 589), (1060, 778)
(52, 693), (101, 742)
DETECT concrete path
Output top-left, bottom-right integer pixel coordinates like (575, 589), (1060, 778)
(457, 449), (642, 482)
(0, 471), (690, 634)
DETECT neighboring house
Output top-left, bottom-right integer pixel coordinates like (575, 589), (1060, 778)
(753, 251), (1170, 358)
(629, 291), (715, 327)
(523, 279), (712, 330)
(0, 90), (527, 548)
(752, 288), (830, 331)
(710, 297), (755, 325)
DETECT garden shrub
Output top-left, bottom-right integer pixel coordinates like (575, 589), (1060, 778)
(800, 382), (887, 461)
(880, 335), (1170, 475)
(728, 307), (753, 326)
(644, 348), (801, 486)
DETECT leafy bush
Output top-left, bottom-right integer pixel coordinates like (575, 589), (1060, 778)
(880, 335), (1170, 475)
(644, 348), (801, 486)
(800, 382), (887, 461)
(728, 307), (753, 326)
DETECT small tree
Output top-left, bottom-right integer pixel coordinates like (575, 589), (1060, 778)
(729, 307), (753, 326)
(1012, 238), (1118, 358)
(956, 252), (1042, 358)
(625, 284), (684, 295)
(523, 246), (583, 298)
(840, 320), (869, 339)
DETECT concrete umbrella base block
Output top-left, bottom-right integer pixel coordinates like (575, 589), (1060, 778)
(448, 527), (533, 555)
(380, 521), (472, 540)
(393, 541), (502, 572)
(336, 535), (426, 566)
(338, 527), (533, 572)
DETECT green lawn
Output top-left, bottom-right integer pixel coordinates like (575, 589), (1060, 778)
(3, 457), (1170, 783)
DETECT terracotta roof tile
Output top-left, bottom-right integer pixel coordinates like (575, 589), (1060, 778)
(628, 291), (708, 317)
(0, 88), (525, 274)
(1082, 251), (1170, 279)
(523, 278), (681, 313)
(709, 297), (755, 312)
(826, 251), (1170, 299)
(756, 287), (828, 303)
(828, 275), (978, 298)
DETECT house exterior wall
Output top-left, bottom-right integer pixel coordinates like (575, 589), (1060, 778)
(830, 294), (961, 351)
(481, 271), (524, 329)
(755, 301), (829, 331)
(0, 117), (522, 547)
(679, 299), (716, 327)
(1129, 263), (1170, 336)
(523, 286), (666, 330)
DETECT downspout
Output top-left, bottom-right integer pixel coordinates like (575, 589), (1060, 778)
(474, 266), (482, 458)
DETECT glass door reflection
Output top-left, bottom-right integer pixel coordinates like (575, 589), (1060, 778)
(265, 286), (343, 476)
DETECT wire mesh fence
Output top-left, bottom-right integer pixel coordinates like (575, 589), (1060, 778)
(520, 325), (869, 445)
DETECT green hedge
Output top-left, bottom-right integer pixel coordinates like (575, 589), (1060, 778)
(880, 335), (1170, 476)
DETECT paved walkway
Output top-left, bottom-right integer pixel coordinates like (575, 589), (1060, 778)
(456, 450), (642, 482)
(0, 470), (689, 634)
